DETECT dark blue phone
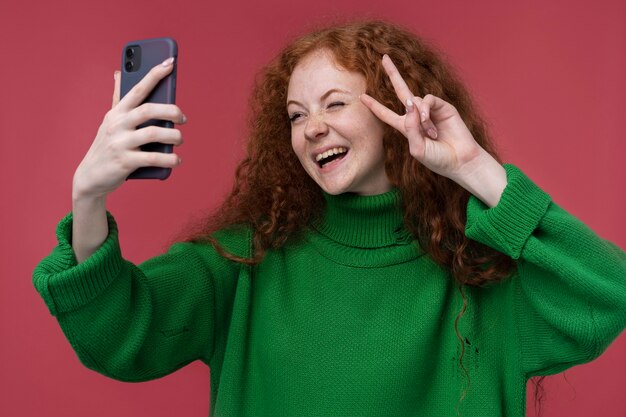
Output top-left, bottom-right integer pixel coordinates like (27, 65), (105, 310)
(121, 37), (178, 180)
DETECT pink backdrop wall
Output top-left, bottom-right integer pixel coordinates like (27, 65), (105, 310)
(1, 0), (624, 416)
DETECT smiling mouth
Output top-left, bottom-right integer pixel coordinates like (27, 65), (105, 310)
(316, 147), (348, 168)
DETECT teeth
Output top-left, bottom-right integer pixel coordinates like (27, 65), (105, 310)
(315, 147), (347, 162)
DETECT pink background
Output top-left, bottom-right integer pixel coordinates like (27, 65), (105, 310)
(1, 0), (624, 416)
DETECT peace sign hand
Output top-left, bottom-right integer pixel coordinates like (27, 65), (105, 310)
(360, 55), (507, 207)
(360, 54), (484, 179)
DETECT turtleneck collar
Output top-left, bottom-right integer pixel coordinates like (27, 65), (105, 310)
(311, 188), (413, 249)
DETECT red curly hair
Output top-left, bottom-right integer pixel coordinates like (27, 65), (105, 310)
(188, 20), (515, 287)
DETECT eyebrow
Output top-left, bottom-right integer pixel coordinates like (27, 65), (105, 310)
(286, 88), (351, 107)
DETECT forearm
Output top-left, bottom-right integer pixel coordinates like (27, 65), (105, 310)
(34, 215), (218, 380)
(465, 165), (626, 373)
(72, 189), (108, 263)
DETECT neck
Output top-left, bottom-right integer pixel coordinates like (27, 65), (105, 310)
(312, 189), (412, 249)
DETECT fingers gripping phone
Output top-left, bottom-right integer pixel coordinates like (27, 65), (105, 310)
(121, 37), (178, 180)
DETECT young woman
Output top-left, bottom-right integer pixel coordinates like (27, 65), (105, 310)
(34, 21), (626, 417)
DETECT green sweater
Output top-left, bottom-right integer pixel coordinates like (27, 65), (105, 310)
(33, 165), (626, 417)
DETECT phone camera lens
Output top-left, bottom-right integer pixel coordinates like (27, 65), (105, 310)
(125, 61), (134, 71)
(126, 48), (135, 59)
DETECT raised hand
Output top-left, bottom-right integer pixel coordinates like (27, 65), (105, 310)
(71, 57), (186, 263)
(360, 54), (507, 207)
(73, 57), (186, 201)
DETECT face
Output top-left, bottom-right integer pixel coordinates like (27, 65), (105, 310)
(287, 50), (391, 196)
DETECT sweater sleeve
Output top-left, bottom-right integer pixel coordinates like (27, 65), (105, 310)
(32, 212), (237, 382)
(465, 164), (626, 377)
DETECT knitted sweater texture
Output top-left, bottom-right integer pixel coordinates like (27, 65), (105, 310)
(33, 165), (626, 416)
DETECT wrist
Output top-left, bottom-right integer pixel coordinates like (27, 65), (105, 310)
(72, 172), (107, 204)
(451, 151), (507, 208)
(72, 179), (107, 214)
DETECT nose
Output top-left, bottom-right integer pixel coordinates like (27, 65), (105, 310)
(304, 113), (329, 141)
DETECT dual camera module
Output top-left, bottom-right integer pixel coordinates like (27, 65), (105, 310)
(124, 46), (142, 72)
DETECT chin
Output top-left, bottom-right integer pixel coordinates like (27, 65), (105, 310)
(319, 186), (346, 195)
(317, 180), (353, 196)
(323, 189), (347, 196)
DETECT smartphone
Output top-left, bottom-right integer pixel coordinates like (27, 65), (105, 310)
(121, 37), (178, 180)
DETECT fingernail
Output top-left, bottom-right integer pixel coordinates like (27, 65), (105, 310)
(406, 98), (414, 112)
(421, 112), (427, 122)
(178, 157), (182, 164)
(114, 70), (120, 79)
(182, 114), (187, 124)
(162, 57), (175, 67)
(427, 128), (438, 139)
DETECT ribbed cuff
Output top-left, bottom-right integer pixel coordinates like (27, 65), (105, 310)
(32, 211), (124, 316)
(465, 165), (552, 259)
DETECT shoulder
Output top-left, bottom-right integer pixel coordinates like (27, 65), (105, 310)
(186, 223), (254, 261)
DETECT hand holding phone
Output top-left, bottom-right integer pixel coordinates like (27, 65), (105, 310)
(73, 49), (185, 206)
(121, 37), (179, 180)
(71, 57), (185, 262)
